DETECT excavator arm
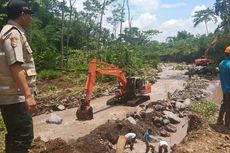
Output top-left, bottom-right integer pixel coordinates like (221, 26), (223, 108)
(195, 34), (220, 66)
(84, 59), (127, 105)
(204, 34), (220, 59)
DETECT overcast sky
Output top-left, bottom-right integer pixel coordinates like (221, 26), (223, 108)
(73, 0), (219, 42)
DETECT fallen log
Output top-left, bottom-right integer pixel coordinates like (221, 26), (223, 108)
(116, 135), (126, 153)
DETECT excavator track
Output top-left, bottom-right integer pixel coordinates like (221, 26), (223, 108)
(126, 95), (150, 106)
(106, 95), (150, 107)
(106, 96), (124, 105)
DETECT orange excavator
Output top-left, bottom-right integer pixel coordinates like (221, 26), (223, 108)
(195, 34), (220, 66)
(76, 59), (151, 120)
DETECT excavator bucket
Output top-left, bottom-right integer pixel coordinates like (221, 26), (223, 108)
(76, 106), (93, 120)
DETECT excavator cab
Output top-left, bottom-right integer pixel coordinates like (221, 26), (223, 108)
(124, 77), (150, 106)
(106, 77), (151, 106)
(195, 57), (209, 66)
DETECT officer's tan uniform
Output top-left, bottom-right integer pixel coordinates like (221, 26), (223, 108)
(0, 20), (36, 104)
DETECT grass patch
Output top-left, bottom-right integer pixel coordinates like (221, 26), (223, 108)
(37, 70), (62, 80)
(188, 101), (218, 126)
(0, 117), (6, 152)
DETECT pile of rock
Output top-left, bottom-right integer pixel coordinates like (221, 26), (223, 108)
(186, 65), (218, 79)
(125, 77), (210, 138)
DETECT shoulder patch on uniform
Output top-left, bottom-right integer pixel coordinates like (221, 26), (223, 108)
(2, 32), (11, 40)
(10, 33), (19, 48)
(2, 26), (22, 40)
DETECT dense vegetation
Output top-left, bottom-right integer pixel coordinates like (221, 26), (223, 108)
(0, 0), (230, 77)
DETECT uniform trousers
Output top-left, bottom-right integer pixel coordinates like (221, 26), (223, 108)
(0, 102), (33, 153)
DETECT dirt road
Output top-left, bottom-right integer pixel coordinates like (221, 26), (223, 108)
(33, 64), (188, 142)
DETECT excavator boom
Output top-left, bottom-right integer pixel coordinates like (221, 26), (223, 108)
(195, 34), (220, 66)
(84, 60), (127, 105)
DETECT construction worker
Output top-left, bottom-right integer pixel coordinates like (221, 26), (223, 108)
(0, 0), (37, 152)
(158, 140), (168, 153)
(144, 128), (152, 153)
(217, 46), (230, 127)
(124, 132), (136, 150)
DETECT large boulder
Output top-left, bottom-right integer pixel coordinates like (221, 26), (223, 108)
(163, 111), (181, 124)
(126, 116), (136, 125)
(165, 124), (177, 133)
(175, 102), (186, 111)
(183, 98), (191, 107)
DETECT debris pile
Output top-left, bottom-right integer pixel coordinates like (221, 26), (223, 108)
(171, 77), (209, 103)
(185, 65), (218, 80)
(36, 84), (117, 115)
(30, 137), (75, 153)
(30, 120), (145, 153)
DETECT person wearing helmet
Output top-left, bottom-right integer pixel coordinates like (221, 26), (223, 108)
(217, 46), (230, 127)
(0, 0), (37, 152)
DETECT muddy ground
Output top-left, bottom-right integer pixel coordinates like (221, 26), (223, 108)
(30, 64), (187, 152)
(171, 124), (230, 153)
(2, 63), (226, 153)
(27, 63), (224, 153)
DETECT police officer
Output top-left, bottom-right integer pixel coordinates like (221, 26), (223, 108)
(0, 0), (37, 152)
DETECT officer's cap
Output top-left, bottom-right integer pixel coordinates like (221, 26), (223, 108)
(7, 0), (33, 19)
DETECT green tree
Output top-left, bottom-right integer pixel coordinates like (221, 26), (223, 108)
(119, 27), (160, 46)
(83, 0), (102, 48)
(107, 3), (123, 38)
(98, 0), (116, 47)
(193, 8), (218, 35)
(215, 0), (230, 31)
(166, 31), (194, 42)
(0, 0), (8, 27)
(119, 0), (125, 36)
